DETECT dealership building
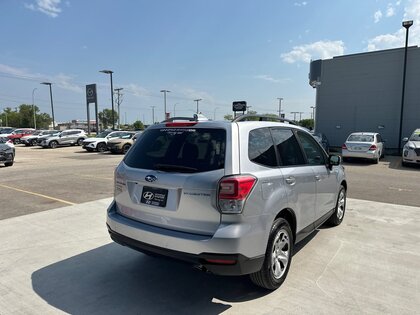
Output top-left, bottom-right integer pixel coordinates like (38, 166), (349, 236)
(309, 46), (420, 153)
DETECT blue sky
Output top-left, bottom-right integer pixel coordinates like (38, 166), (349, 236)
(1, 0), (420, 125)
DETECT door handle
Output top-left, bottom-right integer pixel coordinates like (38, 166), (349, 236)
(285, 176), (296, 186)
(315, 175), (321, 181)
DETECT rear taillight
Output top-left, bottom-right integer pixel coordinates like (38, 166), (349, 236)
(369, 144), (377, 151)
(218, 175), (256, 214)
(342, 144), (347, 150)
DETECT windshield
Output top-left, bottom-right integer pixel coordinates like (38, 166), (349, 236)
(124, 128), (226, 173)
(347, 134), (374, 142)
(96, 131), (112, 138)
(409, 131), (420, 141)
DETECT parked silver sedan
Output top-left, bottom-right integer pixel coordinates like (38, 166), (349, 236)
(342, 132), (384, 164)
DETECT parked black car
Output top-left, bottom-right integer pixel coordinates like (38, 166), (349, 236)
(0, 137), (15, 167)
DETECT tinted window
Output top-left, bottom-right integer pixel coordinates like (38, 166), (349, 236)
(347, 134), (373, 142)
(248, 128), (277, 167)
(124, 128), (226, 173)
(296, 131), (325, 165)
(271, 128), (305, 166)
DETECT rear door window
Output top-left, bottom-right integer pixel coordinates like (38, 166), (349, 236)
(124, 128), (226, 173)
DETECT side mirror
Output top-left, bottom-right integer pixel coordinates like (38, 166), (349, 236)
(402, 137), (409, 142)
(328, 155), (341, 169)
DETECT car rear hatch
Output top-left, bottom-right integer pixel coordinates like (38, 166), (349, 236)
(114, 123), (228, 235)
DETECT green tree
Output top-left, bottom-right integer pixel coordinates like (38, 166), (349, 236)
(132, 120), (145, 130)
(224, 114), (233, 121)
(37, 113), (53, 129)
(299, 119), (314, 130)
(99, 109), (118, 129)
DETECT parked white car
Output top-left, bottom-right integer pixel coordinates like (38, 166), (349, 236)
(82, 130), (128, 152)
(342, 132), (384, 164)
(402, 128), (420, 166)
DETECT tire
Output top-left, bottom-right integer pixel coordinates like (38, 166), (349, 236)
(31, 139), (38, 146)
(327, 185), (346, 226)
(49, 141), (58, 149)
(96, 142), (107, 152)
(342, 157), (348, 162)
(122, 144), (131, 154)
(77, 138), (84, 146)
(85, 148), (93, 152)
(373, 155), (379, 164)
(250, 218), (293, 290)
(13, 139), (20, 145)
(4, 160), (13, 167)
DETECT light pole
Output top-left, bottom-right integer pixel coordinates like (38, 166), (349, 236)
(160, 90), (170, 120)
(173, 103), (179, 117)
(151, 106), (155, 124)
(40, 82), (55, 129)
(32, 88), (37, 129)
(194, 99), (202, 114)
(99, 70), (115, 129)
(398, 20), (413, 154)
(213, 107), (219, 120)
(114, 87), (123, 129)
(277, 97), (283, 118)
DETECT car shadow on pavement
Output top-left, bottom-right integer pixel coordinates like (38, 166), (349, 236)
(31, 243), (270, 315)
(385, 155), (420, 171)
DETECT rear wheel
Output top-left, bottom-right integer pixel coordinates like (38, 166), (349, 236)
(122, 143), (131, 154)
(13, 139), (20, 145)
(250, 218), (293, 290)
(373, 155), (379, 164)
(97, 142), (107, 152)
(49, 141), (58, 149)
(31, 139), (38, 146)
(77, 138), (84, 146)
(327, 185), (346, 226)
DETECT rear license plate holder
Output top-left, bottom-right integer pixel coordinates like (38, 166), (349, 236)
(141, 186), (168, 207)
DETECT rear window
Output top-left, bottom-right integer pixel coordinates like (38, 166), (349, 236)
(124, 128), (226, 173)
(347, 134), (373, 142)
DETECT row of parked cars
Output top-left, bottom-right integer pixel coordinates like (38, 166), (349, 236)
(0, 127), (144, 165)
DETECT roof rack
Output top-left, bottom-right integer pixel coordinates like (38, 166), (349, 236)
(162, 113), (209, 123)
(232, 114), (297, 125)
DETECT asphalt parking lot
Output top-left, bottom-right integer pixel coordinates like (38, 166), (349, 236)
(1, 146), (420, 220)
(0, 145), (419, 314)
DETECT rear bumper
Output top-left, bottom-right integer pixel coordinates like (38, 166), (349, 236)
(342, 150), (378, 160)
(106, 200), (266, 275)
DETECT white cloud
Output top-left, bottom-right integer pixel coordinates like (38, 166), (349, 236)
(125, 83), (151, 98)
(254, 75), (291, 83)
(386, 6), (395, 17)
(294, 2), (308, 6)
(367, 0), (420, 51)
(374, 10), (383, 23)
(25, 0), (63, 18)
(281, 40), (345, 63)
(54, 74), (82, 93)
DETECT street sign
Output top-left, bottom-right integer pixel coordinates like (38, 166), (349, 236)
(232, 101), (247, 112)
(86, 84), (97, 104)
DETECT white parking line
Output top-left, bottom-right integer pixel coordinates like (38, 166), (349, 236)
(0, 184), (76, 205)
(388, 187), (413, 192)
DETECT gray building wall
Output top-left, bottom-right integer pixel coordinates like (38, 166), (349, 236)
(312, 46), (420, 152)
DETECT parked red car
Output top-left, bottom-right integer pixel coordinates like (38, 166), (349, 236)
(8, 129), (36, 144)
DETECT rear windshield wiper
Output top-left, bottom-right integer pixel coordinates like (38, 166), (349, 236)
(154, 163), (198, 173)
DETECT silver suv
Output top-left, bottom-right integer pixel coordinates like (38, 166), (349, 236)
(107, 115), (347, 290)
(41, 129), (86, 148)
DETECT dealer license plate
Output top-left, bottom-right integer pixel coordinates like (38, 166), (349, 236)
(141, 186), (168, 207)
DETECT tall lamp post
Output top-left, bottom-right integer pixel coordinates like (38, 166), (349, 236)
(277, 97), (283, 118)
(310, 106), (316, 129)
(99, 70), (115, 130)
(160, 90), (170, 120)
(173, 103), (179, 117)
(32, 88), (37, 129)
(398, 20), (413, 154)
(194, 99), (202, 114)
(40, 82), (55, 129)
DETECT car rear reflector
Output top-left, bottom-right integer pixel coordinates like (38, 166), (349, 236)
(204, 258), (237, 265)
(165, 122), (197, 127)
